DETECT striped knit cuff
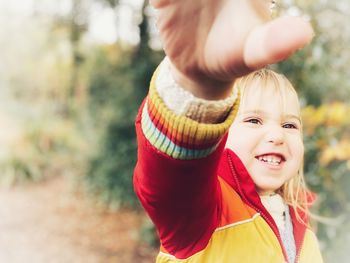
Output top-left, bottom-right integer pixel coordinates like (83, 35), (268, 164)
(156, 57), (238, 124)
(141, 66), (240, 160)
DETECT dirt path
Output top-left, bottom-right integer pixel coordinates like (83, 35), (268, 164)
(0, 177), (157, 263)
(0, 89), (157, 262)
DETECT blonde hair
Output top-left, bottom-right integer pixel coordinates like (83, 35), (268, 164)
(234, 68), (311, 225)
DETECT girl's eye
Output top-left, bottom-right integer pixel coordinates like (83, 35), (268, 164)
(282, 123), (298, 129)
(245, 118), (262, 125)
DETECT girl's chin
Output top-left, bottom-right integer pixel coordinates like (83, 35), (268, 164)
(254, 181), (283, 194)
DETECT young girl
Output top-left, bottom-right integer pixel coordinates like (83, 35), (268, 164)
(134, 0), (322, 262)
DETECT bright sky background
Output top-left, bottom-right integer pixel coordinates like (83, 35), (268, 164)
(0, 0), (144, 45)
(0, 0), (149, 104)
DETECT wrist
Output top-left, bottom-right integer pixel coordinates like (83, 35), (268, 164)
(155, 58), (238, 123)
(169, 61), (234, 100)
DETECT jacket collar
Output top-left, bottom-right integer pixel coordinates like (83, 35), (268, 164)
(218, 148), (308, 262)
(218, 148), (280, 227)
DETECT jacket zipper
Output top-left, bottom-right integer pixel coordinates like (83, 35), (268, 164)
(227, 152), (289, 262)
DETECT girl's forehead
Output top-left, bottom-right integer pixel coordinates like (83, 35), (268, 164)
(239, 82), (301, 117)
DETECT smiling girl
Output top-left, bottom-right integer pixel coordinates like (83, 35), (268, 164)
(134, 0), (322, 262)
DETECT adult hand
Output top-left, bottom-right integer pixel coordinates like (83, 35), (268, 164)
(151, 0), (313, 99)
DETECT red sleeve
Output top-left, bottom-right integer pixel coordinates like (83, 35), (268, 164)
(133, 69), (238, 259)
(134, 101), (227, 258)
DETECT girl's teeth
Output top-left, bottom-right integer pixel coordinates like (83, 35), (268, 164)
(257, 155), (282, 165)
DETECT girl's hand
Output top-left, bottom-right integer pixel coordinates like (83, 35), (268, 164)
(151, 0), (313, 99)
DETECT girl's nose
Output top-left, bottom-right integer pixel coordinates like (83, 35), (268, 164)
(265, 125), (285, 145)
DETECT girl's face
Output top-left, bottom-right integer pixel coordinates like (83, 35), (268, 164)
(226, 80), (304, 195)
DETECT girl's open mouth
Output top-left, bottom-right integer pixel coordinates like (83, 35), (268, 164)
(255, 153), (286, 166)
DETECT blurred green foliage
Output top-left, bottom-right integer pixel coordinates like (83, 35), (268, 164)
(0, 119), (88, 185)
(84, 43), (163, 208)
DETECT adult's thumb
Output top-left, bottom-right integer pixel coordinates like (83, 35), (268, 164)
(243, 16), (314, 69)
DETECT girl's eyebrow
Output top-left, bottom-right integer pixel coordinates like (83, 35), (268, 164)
(283, 114), (302, 124)
(240, 110), (302, 124)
